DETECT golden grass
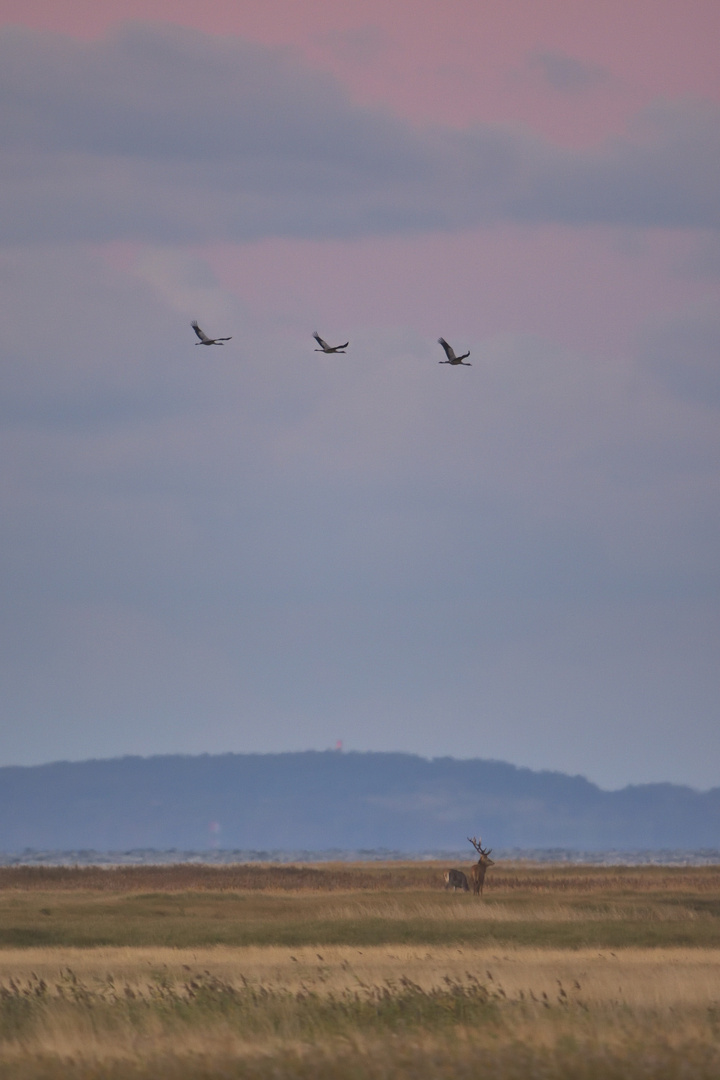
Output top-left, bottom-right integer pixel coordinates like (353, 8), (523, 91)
(0, 946), (719, 1078)
(0, 863), (718, 1077)
(1, 943), (719, 1007)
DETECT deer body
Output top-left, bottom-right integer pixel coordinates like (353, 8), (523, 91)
(443, 868), (470, 892)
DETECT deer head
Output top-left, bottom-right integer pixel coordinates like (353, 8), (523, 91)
(467, 836), (494, 867)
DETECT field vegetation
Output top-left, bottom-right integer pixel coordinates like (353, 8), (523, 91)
(1, 862), (719, 950)
(0, 862), (718, 1077)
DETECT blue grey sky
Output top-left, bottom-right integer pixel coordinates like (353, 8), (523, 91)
(1, 11), (719, 790)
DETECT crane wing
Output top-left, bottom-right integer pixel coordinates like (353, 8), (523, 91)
(313, 332), (329, 350)
(438, 337), (456, 361)
(192, 321), (210, 343)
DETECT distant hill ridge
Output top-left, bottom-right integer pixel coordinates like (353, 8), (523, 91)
(0, 751), (718, 851)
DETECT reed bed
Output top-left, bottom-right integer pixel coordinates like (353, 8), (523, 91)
(1, 944), (719, 1007)
(0, 948), (718, 1078)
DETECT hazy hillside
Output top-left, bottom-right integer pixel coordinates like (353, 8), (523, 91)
(0, 752), (718, 852)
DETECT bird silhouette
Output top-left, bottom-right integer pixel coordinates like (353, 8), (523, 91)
(313, 332), (348, 354)
(438, 337), (471, 365)
(192, 321), (232, 345)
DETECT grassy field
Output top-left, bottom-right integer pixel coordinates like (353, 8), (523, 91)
(1, 862), (719, 1078)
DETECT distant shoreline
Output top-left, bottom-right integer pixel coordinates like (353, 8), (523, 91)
(1, 848), (719, 867)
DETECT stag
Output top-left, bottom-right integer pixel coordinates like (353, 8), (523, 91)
(467, 836), (494, 895)
(443, 868), (470, 892)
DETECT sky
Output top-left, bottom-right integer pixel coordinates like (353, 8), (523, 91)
(1, 0), (719, 790)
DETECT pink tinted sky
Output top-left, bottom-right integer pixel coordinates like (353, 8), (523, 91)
(203, 226), (709, 359)
(19, 0), (711, 360)
(4, 0), (720, 142)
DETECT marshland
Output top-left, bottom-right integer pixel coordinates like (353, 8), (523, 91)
(0, 862), (719, 1077)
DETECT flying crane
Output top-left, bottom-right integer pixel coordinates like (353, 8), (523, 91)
(438, 337), (471, 366)
(192, 321), (232, 346)
(313, 332), (349, 354)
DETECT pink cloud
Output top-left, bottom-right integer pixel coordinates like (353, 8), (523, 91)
(3, 1), (719, 145)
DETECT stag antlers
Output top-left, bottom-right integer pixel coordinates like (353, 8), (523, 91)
(467, 835), (492, 858)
